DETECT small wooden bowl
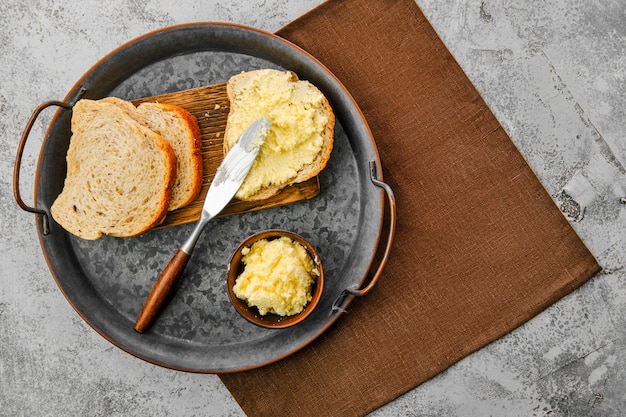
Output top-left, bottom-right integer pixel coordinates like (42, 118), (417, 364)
(227, 229), (324, 329)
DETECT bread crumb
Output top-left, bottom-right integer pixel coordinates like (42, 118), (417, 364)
(214, 103), (221, 110)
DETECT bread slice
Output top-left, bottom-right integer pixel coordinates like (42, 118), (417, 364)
(51, 99), (177, 240)
(100, 97), (203, 211)
(223, 69), (334, 201)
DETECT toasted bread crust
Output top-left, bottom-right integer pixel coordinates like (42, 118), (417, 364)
(102, 98), (203, 211)
(51, 99), (177, 240)
(164, 104), (203, 208)
(127, 135), (177, 236)
(136, 102), (203, 210)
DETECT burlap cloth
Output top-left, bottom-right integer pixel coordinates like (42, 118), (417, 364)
(219, 0), (601, 415)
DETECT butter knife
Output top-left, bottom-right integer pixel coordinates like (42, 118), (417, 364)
(134, 117), (270, 333)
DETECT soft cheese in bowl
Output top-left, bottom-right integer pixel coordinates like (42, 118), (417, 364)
(227, 230), (324, 328)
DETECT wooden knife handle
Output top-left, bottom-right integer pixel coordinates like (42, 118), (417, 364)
(134, 249), (191, 333)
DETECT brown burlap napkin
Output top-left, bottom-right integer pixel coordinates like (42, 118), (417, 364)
(219, 0), (601, 415)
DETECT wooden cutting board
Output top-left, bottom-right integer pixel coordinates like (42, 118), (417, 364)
(132, 83), (320, 229)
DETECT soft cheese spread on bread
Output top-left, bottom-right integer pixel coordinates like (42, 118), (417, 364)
(224, 69), (334, 201)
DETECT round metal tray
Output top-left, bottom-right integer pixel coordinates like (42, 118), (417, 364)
(21, 23), (393, 373)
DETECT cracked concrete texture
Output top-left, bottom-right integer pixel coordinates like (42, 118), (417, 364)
(372, 1), (626, 416)
(1, 1), (624, 416)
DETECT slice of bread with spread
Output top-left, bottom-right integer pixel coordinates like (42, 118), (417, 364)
(223, 69), (335, 201)
(51, 99), (178, 239)
(101, 97), (203, 211)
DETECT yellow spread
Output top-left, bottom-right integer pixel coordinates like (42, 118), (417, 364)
(233, 236), (318, 316)
(225, 69), (329, 199)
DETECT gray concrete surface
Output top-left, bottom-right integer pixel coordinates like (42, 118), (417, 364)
(1, 0), (624, 416)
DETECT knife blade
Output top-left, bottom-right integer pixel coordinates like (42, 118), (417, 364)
(134, 117), (270, 333)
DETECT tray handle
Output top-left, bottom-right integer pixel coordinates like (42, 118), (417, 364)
(13, 100), (74, 235)
(332, 160), (397, 313)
